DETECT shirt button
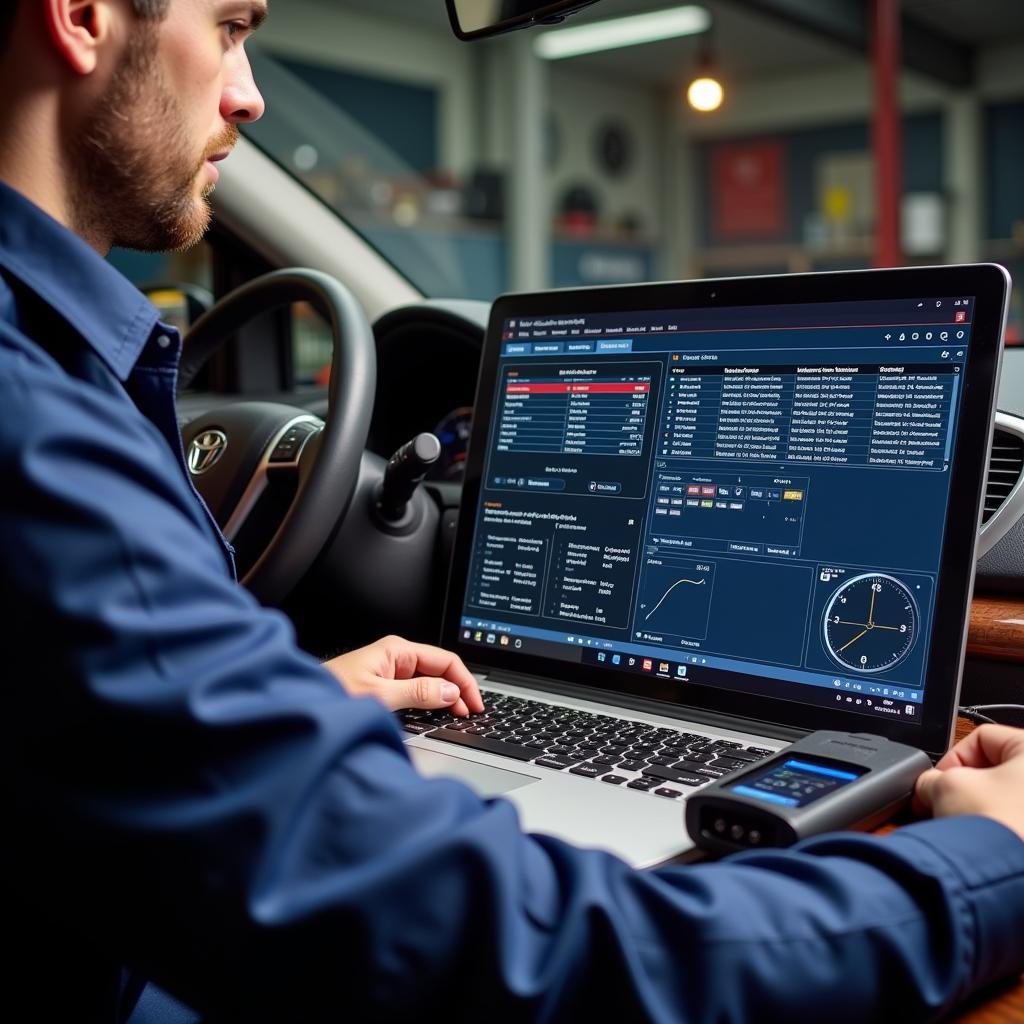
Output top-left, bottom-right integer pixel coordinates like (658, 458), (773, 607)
(156, 334), (172, 349)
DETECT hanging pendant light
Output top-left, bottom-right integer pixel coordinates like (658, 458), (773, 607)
(687, 48), (724, 113)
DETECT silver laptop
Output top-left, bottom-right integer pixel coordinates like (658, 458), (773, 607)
(404, 266), (1009, 867)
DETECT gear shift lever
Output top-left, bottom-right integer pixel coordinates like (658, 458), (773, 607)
(376, 432), (442, 523)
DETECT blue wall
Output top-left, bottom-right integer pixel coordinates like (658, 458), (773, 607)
(551, 240), (655, 290)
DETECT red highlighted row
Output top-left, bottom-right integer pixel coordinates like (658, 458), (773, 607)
(506, 382), (651, 395)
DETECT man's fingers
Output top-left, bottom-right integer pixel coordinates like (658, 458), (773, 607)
(935, 724), (1024, 771)
(914, 765), (979, 818)
(971, 723), (1024, 766)
(913, 766), (943, 814)
(933, 727), (994, 770)
(914, 726), (1024, 840)
(915, 762), (1003, 819)
(392, 641), (484, 713)
(387, 675), (465, 713)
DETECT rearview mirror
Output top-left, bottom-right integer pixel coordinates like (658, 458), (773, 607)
(446, 0), (601, 41)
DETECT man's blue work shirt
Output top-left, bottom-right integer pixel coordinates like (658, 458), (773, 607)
(2, 181), (1024, 1024)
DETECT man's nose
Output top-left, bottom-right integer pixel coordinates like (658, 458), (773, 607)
(221, 51), (266, 124)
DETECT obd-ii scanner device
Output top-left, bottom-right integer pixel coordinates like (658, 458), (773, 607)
(685, 731), (933, 855)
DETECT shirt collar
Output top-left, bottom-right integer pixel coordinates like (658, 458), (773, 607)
(0, 181), (161, 381)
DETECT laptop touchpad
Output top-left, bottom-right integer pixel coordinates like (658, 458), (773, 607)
(409, 746), (541, 797)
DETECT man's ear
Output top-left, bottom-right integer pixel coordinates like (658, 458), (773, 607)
(42, 0), (116, 76)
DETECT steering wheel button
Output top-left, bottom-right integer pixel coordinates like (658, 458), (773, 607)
(270, 443), (300, 462)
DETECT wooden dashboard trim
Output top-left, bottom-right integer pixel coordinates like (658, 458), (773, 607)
(968, 595), (1024, 663)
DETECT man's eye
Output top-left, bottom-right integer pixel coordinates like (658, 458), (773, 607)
(223, 21), (248, 42)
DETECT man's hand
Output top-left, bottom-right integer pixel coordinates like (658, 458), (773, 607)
(324, 635), (484, 717)
(915, 724), (1024, 841)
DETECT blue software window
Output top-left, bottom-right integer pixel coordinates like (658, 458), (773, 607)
(461, 296), (973, 726)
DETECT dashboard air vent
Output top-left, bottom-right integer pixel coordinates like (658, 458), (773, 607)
(983, 427), (1024, 523)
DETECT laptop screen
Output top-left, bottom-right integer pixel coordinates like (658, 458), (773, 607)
(444, 269), (1007, 755)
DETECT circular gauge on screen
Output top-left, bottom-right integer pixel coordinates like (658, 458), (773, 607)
(431, 406), (473, 480)
(822, 572), (919, 674)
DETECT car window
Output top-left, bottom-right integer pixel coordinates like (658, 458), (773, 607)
(108, 242), (214, 330)
(113, 0), (1024, 402)
(242, 48), (476, 300)
(111, 228), (333, 401)
(292, 302), (334, 388)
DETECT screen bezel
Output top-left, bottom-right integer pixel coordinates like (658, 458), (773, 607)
(441, 265), (1009, 760)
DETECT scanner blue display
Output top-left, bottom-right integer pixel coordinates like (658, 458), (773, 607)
(730, 758), (866, 808)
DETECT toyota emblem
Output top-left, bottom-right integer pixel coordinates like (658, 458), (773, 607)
(188, 430), (228, 475)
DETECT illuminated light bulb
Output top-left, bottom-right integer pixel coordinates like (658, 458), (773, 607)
(687, 75), (724, 113)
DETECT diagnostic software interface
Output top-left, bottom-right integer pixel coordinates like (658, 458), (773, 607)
(459, 296), (975, 725)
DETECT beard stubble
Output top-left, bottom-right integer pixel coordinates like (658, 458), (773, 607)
(72, 28), (238, 253)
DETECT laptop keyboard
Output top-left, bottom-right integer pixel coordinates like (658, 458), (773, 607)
(399, 690), (776, 799)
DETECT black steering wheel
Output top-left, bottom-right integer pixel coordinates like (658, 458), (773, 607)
(178, 268), (375, 605)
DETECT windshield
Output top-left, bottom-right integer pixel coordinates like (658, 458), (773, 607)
(243, 2), (1024, 357)
(243, 49), (473, 298)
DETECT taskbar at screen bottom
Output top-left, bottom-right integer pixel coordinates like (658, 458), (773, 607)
(460, 630), (924, 726)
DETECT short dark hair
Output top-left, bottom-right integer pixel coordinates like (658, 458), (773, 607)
(1, 1), (171, 52)
(132, 0), (172, 15)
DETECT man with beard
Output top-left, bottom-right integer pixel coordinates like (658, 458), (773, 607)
(1, 3), (1024, 1023)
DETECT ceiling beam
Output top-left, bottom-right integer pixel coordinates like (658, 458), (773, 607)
(730, 0), (974, 88)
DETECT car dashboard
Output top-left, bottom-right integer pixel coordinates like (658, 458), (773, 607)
(367, 300), (489, 479)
